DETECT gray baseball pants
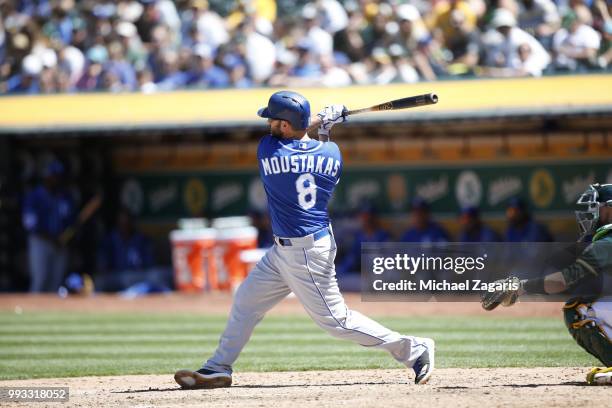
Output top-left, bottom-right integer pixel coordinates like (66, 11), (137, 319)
(204, 230), (429, 374)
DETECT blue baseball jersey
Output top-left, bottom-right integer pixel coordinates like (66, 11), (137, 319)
(257, 135), (342, 238)
(22, 185), (75, 238)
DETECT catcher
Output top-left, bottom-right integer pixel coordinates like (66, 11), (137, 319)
(482, 183), (612, 385)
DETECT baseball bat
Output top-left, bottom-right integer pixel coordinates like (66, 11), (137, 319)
(58, 193), (103, 246)
(308, 93), (438, 134)
(346, 93), (438, 115)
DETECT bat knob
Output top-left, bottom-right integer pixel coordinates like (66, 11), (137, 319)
(428, 93), (439, 104)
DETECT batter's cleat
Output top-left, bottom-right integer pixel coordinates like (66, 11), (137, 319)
(174, 368), (232, 389)
(586, 367), (612, 385)
(413, 338), (435, 385)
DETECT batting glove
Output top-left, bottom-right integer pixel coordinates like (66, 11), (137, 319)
(317, 104), (348, 140)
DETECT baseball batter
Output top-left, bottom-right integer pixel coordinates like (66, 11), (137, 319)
(175, 91), (435, 389)
(482, 183), (612, 385)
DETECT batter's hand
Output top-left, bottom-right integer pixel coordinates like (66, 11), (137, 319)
(317, 104), (348, 140)
(481, 276), (522, 311)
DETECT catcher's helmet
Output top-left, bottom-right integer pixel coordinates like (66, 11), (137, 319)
(257, 91), (311, 130)
(575, 183), (612, 240)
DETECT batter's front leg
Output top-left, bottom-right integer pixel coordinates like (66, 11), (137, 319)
(203, 247), (291, 374)
(278, 237), (433, 369)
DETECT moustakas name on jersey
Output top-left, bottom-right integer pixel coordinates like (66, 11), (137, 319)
(257, 135), (342, 238)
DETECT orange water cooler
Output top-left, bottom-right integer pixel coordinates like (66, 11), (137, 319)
(170, 229), (217, 292)
(215, 226), (258, 291)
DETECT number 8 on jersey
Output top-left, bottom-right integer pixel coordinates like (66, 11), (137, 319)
(257, 136), (342, 238)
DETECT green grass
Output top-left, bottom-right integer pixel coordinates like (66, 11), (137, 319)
(0, 312), (598, 380)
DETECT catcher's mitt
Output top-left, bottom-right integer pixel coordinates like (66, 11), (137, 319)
(481, 276), (522, 311)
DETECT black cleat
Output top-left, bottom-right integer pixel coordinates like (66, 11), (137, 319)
(174, 368), (232, 389)
(413, 339), (435, 385)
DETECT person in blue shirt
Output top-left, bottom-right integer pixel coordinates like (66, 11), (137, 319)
(43, 6), (73, 46)
(22, 161), (75, 292)
(457, 206), (500, 242)
(175, 91), (435, 390)
(187, 44), (229, 88)
(504, 197), (553, 242)
(228, 63), (252, 89)
(7, 73), (41, 94)
(8, 54), (42, 94)
(290, 41), (322, 78)
(152, 51), (190, 91)
(338, 204), (389, 275)
(96, 208), (155, 292)
(103, 42), (138, 91)
(401, 198), (450, 243)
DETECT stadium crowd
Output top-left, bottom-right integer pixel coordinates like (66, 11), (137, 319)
(0, 0), (610, 94)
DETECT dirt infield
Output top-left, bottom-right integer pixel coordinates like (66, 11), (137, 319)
(0, 292), (563, 317)
(3, 293), (591, 407)
(1, 368), (609, 408)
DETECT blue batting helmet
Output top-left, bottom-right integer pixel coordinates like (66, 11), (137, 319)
(257, 91), (311, 130)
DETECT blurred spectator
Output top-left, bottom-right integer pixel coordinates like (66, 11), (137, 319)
(43, 3), (73, 46)
(0, 28), (6, 83)
(116, 21), (147, 68)
(136, 0), (163, 44)
(312, 53), (349, 86)
(290, 40), (321, 79)
(598, 20), (612, 69)
(337, 205), (389, 275)
(387, 43), (420, 83)
(100, 69), (122, 93)
(439, 8), (481, 75)
(302, 4), (333, 56)
(76, 59), (104, 92)
(428, 0), (478, 44)
(457, 207), (500, 242)
(367, 44), (419, 84)
(226, 0), (277, 31)
(317, 0), (348, 34)
(241, 18), (276, 84)
(155, 49), (188, 90)
(517, 0), (561, 47)
(57, 45), (85, 90)
(104, 41), (137, 91)
(553, 6), (602, 71)
(401, 198), (450, 243)
(137, 67), (157, 93)
(191, 0), (229, 49)
(96, 208), (156, 292)
(156, 0), (181, 40)
(0, 0), (609, 95)
(228, 60), (252, 88)
(22, 161), (75, 293)
(504, 197), (553, 242)
(370, 47), (398, 84)
(333, 3), (369, 63)
(396, 4), (436, 80)
(482, 8), (551, 76)
(7, 54), (42, 93)
(187, 43), (228, 88)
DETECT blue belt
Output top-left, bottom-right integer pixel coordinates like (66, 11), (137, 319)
(275, 228), (330, 247)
